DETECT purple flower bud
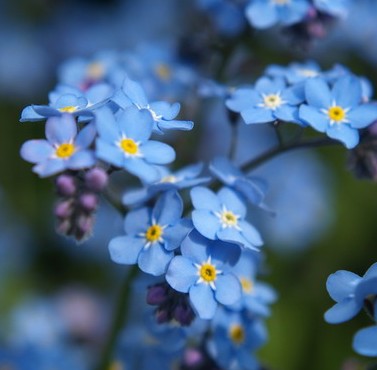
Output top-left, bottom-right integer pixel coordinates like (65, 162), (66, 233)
(183, 348), (204, 367)
(79, 193), (98, 212)
(146, 285), (168, 305)
(173, 304), (195, 326)
(307, 21), (326, 39)
(85, 168), (108, 192)
(54, 200), (73, 218)
(369, 121), (377, 136)
(56, 219), (72, 235)
(155, 309), (169, 324)
(76, 214), (94, 235)
(56, 174), (76, 196)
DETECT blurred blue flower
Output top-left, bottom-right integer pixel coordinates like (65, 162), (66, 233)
(313, 0), (351, 17)
(20, 115), (96, 177)
(245, 0), (310, 29)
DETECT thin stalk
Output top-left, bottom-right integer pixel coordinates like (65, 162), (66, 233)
(242, 137), (340, 173)
(95, 266), (139, 370)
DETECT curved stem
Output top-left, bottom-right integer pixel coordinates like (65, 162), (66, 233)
(95, 265), (139, 370)
(241, 137), (340, 173)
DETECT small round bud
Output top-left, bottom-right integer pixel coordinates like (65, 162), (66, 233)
(183, 348), (204, 367)
(56, 175), (76, 196)
(54, 200), (73, 219)
(79, 193), (98, 212)
(56, 219), (72, 235)
(146, 285), (168, 305)
(173, 304), (195, 326)
(85, 168), (108, 192)
(155, 309), (169, 324)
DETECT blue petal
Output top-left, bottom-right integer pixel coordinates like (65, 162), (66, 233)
(142, 141), (175, 164)
(55, 94), (87, 110)
(190, 186), (221, 211)
(299, 105), (328, 132)
(332, 76), (362, 108)
(123, 158), (161, 183)
(215, 274), (242, 305)
(180, 230), (210, 263)
(324, 298), (362, 324)
(138, 244), (173, 276)
(192, 210), (219, 240)
(175, 162), (204, 179)
(348, 104), (377, 129)
(163, 219), (193, 251)
(364, 262), (377, 279)
(189, 283), (217, 319)
(353, 326), (377, 357)
(157, 119), (194, 132)
(226, 88), (258, 112)
(75, 123), (96, 148)
(32, 105), (62, 118)
(153, 190), (183, 225)
(274, 105), (300, 124)
(122, 188), (151, 207)
(85, 83), (113, 104)
(149, 101), (179, 120)
(239, 220), (263, 247)
(241, 107), (275, 124)
(166, 256), (197, 293)
(111, 89), (133, 109)
(45, 114), (77, 144)
(326, 124), (359, 149)
(96, 139), (124, 167)
(67, 150), (95, 169)
(20, 106), (44, 122)
(245, 2), (278, 29)
(326, 270), (361, 302)
(355, 277), (377, 303)
(33, 158), (66, 177)
(125, 207), (150, 235)
(217, 227), (255, 250)
(20, 140), (53, 163)
(118, 106), (153, 142)
(218, 187), (246, 218)
(94, 107), (119, 143)
(209, 240), (241, 267)
(304, 78), (332, 109)
(108, 236), (144, 265)
(122, 76), (148, 106)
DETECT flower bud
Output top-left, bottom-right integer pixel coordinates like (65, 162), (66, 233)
(56, 174), (76, 196)
(79, 193), (98, 212)
(85, 168), (108, 192)
(54, 200), (73, 218)
(146, 285), (168, 305)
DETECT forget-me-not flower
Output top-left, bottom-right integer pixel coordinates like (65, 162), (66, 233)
(191, 186), (263, 251)
(20, 115), (96, 177)
(166, 230), (241, 319)
(95, 106), (175, 183)
(299, 75), (377, 148)
(109, 191), (191, 276)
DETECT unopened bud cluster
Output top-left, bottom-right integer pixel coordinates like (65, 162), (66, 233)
(54, 168), (108, 242)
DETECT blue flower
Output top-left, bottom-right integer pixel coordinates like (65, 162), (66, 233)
(324, 262), (377, 324)
(209, 156), (269, 210)
(229, 251), (277, 316)
(166, 230), (241, 319)
(313, 0), (351, 18)
(95, 106), (175, 183)
(207, 308), (267, 370)
(111, 76), (194, 133)
(20, 115), (96, 177)
(109, 191), (191, 276)
(353, 302), (377, 357)
(299, 75), (377, 148)
(20, 83), (113, 123)
(190, 186), (263, 251)
(245, 0), (310, 29)
(122, 163), (210, 207)
(226, 76), (304, 125)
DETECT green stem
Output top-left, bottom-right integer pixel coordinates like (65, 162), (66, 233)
(95, 266), (139, 370)
(241, 137), (340, 173)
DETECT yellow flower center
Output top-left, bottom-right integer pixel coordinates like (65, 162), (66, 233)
(263, 94), (283, 110)
(87, 62), (105, 80)
(55, 143), (75, 158)
(220, 211), (238, 227)
(58, 106), (78, 113)
(120, 138), (139, 155)
(229, 324), (245, 345)
(155, 63), (172, 81)
(145, 224), (163, 243)
(160, 175), (177, 183)
(240, 277), (253, 294)
(328, 106), (346, 123)
(199, 264), (217, 283)
(297, 69), (318, 78)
